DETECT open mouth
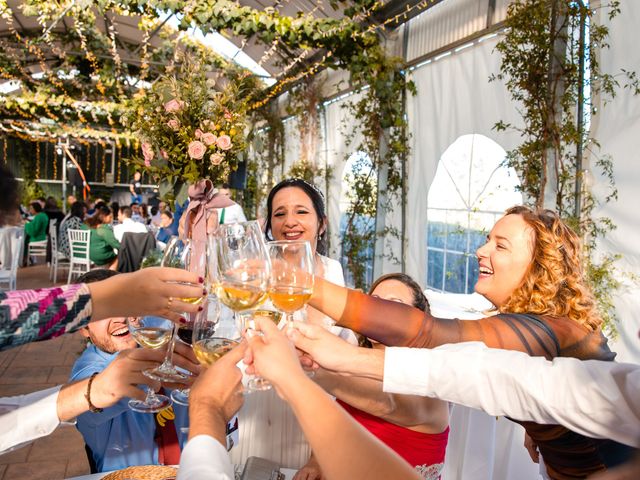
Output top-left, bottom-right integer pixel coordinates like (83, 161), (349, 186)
(478, 266), (494, 277)
(111, 326), (130, 337)
(283, 231), (304, 240)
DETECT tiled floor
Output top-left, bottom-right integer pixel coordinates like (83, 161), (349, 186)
(0, 265), (91, 480)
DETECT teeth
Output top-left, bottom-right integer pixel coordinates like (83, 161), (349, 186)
(112, 327), (129, 336)
(479, 267), (493, 274)
(285, 232), (301, 237)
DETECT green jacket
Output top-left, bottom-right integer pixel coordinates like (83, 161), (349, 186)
(83, 224), (120, 266)
(24, 212), (48, 242)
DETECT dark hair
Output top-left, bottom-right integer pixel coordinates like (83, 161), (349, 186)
(0, 165), (20, 226)
(70, 201), (85, 219)
(110, 201), (120, 214)
(30, 201), (43, 213)
(161, 210), (173, 220)
(218, 182), (231, 189)
(86, 205), (112, 228)
(368, 273), (430, 313)
(130, 201), (139, 207)
(151, 206), (159, 216)
(119, 206), (132, 218)
(264, 178), (327, 256)
(45, 196), (59, 211)
(75, 269), (119, 284)
(94, 201), (107, 211)
(140, 203), (149, 219)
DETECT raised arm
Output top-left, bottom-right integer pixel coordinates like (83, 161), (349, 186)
(310, 277), (579, 358)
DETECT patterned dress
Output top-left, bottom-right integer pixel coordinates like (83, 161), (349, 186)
(0, 284), (92, 351)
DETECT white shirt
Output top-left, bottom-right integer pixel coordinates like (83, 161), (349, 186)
(177, 435), (234, 480)
(113, 218), (148, 242)
(217, 204), (247, 225)
(0, 386), (61, 454)
(383, 342), (640, 448)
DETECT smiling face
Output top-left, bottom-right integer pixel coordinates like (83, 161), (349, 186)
(270, 186), (324, 254)
(82, 317), (137, 354)
(474, 213), (535, 308)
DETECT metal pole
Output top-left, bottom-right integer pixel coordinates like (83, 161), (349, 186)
(60, 140), (67, 213)
(574, 3), (587, 219)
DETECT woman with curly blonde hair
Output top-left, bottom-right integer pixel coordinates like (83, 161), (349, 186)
(306, 206), (632, 479)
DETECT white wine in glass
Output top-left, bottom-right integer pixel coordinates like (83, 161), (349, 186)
(126, 316), (173, 413)
(193, 337), (239, 366)
(267, 240), (315, 326)
(217, 281), (267, 311)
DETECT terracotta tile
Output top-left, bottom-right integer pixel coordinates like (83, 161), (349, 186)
(10, 350), (69, 368)
(64, 453), (91, 478)
(0, 384), (55, 397)
(0, 444), (31, 464)
(28, 426), (85, 462)
(21, 337), (65, 354)
(48, 366), (73, 384)
(0, 367), (51, 385)
(4, 460), (67, 480)
(0, 464), (6, 478)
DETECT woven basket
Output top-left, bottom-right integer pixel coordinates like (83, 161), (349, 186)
(101, 465), (177, 480)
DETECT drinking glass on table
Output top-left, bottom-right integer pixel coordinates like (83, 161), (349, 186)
(144, 238), (205, 385)
(126, 316), (173, 413)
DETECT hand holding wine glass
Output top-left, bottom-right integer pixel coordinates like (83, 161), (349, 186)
(126, 316), (174, 413)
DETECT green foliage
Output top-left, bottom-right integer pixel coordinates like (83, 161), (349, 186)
(494, 0), (635, 333)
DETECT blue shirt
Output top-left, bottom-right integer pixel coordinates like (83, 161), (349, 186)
(70, 344), (189, 472)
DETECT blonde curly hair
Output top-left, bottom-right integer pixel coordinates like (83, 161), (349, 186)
(500, 206), (602, 331)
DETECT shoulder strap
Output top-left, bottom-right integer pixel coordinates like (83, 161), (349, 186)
(520, 314), (562, 357)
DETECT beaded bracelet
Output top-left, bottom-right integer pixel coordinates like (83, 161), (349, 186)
(85, 372), (104, 413)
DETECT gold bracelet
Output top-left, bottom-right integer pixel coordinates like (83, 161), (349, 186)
(85, 372), (104, 413)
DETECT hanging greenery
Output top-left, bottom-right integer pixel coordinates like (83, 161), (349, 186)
(493, 0), (639, 334)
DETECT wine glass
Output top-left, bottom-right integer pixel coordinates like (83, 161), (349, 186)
(238, 308), (282, 392)
(126, 316), (174, 412)
(192, 299), (241, 367)
(215, 221), (270, 314)
(267, 240), (315, 327)
(145, 238), (206, 384)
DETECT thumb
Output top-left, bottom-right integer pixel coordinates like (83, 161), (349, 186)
(220, 340), (247, 366)
(287, 323), (316, 353)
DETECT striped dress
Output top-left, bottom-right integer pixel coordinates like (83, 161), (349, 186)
(0, 284), (92, 351)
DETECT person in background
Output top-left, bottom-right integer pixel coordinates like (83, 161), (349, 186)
(114, 206), (147, 242)
(129, 171), (142, 204)
(130, 202), (144, 223)
(83, 205), (120, 268)
(59, 201), (86, 258)
(313, 273), (450, 479)
(150, 205), (161, 228)
(139, 202), (151, 225)
(70, 269), (195, 472)
(110, 202), (120, 224)
(23, 201), (49, 265)
(156, 210), (174, 247)
(0, 165), (21, 227)
(36, 197), (46, 209)
(67, 194), (77, 209)
(216, 183), (247, 224)
(44, 196), (65, 226)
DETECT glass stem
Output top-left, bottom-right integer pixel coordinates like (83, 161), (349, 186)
(160, 324), (178, 371)
(145, 385), (159, 403)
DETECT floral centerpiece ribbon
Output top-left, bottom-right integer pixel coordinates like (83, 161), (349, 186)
(181, 179), (235, 271)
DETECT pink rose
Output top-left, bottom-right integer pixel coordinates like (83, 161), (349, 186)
(188, 140), (206, 160)
(164, 99), (184, 113)
(210, 153), (224, 166)
(224, 109), (232, 120)
(167, 119), (180, 131)
(201, 132), (217, 146)
(160, 150), (168, 160)
(142, 142), (154, 163)
(216, 134), (232, 151)
(194, 129), (203, 139)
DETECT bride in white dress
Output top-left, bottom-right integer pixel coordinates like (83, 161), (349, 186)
(230, 179), (356, 476)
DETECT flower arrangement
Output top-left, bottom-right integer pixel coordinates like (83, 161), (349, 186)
(125, 54), (258, 202)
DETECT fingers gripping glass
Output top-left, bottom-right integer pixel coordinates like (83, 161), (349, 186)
(126, 316), (173, 413)
(146, 238), (205, 384)
(239, 308), (283, 392)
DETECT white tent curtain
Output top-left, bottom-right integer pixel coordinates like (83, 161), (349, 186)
(591, 1), (640, 363)
(322, 92), (364, 259)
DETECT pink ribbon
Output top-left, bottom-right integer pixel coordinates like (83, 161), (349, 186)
(181, 179), (236, 273)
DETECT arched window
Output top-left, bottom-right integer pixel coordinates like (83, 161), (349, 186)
(339, 151), (375, 287)
(426, 134), (522, 293)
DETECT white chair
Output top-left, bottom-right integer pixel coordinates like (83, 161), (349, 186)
(26, 234), (47, 265)
(49, 220), (69, 282)
(0, 227), (24, 291)
(67, 229), (91, 284)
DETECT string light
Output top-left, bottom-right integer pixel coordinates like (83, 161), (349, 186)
(35, 141), (41, 179)
(2, 137), (6, 164)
